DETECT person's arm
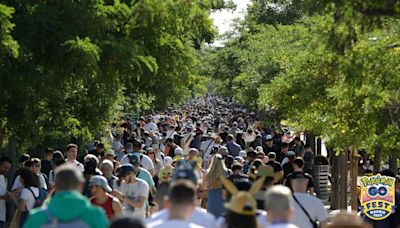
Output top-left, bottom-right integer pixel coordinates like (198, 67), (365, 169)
(111, 198), (123, 217)
(124, 195), (146, 208)
(18, 197), (27, 211)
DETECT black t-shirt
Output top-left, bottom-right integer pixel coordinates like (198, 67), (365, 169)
(266, 160), (283, 172)
(285, 171), (315, 190)
(40, 160), (52, 178)
(265, 145), (277, 153)
(228, 173), (250, 185)
(283, 162), (294, 178)
(219, 132), (228, 143)
(276, 151), (286, 163)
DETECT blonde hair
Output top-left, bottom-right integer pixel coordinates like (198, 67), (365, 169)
(206, 155), (227, 189)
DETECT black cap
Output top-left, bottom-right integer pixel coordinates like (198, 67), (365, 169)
(118, 164), (134, 177)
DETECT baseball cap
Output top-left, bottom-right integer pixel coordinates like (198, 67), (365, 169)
(288, 151), (296, 157)
(174, 147), (184, 156)
(255, 146), (263, 152)
(218, 146), (229, 156)
(90, 175), (112, 193)
(131, 140), (142, 148)
(235, 156), (245, 163)
(172, 162), (198, 185)
(265, 135), (273, 141)
(238, 151), (247, 158)
(104, 150), (115, 157)
(118, 164), (135, 177)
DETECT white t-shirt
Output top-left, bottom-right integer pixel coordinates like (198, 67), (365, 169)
(292, 192), (328, 228)
(0, 175), (7, 221)
(113, 140), (124, 152)
(66, 160), (85, 173)
(165, 130), (177, 139)
(147, 219), (203, 228)
(121, 153), (154, 173)
(20, 187), (39, 211)
(144, 122), (159, 132)
(121, 179), (149, 218)
(243, 133), (256, 143)
(148, 208), (217, 228)
(12, 174), (47, 190)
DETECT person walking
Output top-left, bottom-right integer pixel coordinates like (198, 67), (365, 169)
(147, 180), (202, 228)
(264, 185), (298, 228)
(204, 154), (228, 218)
(24, 164), (108, 228)
(89, 175), (123, 220)
(0, 157), (12, 228)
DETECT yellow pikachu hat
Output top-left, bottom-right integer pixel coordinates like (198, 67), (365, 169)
(221, 175), (265, 216)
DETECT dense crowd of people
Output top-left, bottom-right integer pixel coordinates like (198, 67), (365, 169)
(0, 96), (399, 228)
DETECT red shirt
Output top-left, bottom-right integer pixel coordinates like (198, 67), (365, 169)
(90, 194), (115, 220)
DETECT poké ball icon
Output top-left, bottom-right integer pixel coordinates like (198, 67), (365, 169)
(367, 185), (388, 198)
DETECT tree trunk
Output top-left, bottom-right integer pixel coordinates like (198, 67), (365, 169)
(7, 135), (16, 185)
(338, 150), (348, 209)
(350, 146), (359, 211)
(330, 151), (339, 210)
(316, 138), (322, 155)
(373, 144), (382, 173)
(388, 156), (398, 175)
(305, 132), (316, 152)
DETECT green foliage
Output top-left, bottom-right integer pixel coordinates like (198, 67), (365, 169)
(0, 0), (220, 152)
(0, 3), (18, 59)
(202, 0), (400, 160)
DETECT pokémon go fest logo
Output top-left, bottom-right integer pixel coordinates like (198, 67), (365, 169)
(359, 174), (396, 220)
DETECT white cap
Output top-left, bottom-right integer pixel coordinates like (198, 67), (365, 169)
(266, 135), (273, 140)
(174, 147), (184, 156)
(164, 156), (173, 166)
(239, 150), (247, 158)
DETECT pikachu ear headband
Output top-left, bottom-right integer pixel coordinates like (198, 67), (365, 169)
(221, 175), (265, 216)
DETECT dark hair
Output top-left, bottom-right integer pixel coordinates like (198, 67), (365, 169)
(24, 160), (34, 168)
(247, 151), (257, 158)
(294, 137), (301, 141)
(19, 154), (30, 163)
(168, 180), (196, 205)
(0, 156), (12, 165)
(225, 209), (257, 228)
(19, 168), (39, 188)
(109, 217), (146, 228)
(96, 143), (104, 149)
(224, 156), (234, 169)
(31, 158), (41, 167)
(304, 144), (311, 149)
(227, 135), (234, 141)
(66, 144), (78, 152)
(293, 157), (304, 168)
(231, 163), (243, 171)
(44, 148), (54, 156)
(166, 138), (174, 143)
(380, 169), (396, 178)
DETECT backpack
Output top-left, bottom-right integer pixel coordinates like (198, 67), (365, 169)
(40, 207), (88, 228)
(26, 187), (45, 208)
